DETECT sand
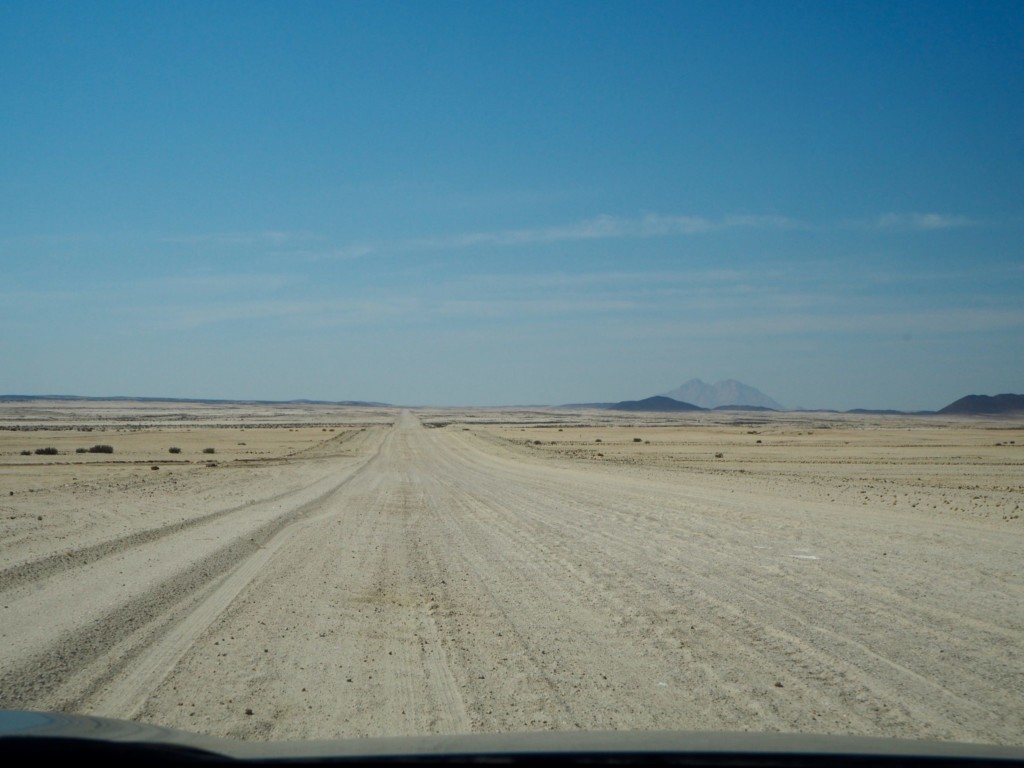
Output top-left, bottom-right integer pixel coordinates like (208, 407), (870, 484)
(1, 402), (1022, 745)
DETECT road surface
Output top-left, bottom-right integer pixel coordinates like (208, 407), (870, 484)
(1, 411), (1021, 744)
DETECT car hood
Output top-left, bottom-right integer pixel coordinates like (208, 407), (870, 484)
(3, 710), (1024, 765)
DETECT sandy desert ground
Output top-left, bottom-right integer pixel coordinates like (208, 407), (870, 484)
(0, 401), (1022, 745)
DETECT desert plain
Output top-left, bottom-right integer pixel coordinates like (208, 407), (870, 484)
(0, 400), (1022, 745)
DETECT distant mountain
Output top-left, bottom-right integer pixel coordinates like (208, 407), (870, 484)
(712, 404), (778, 412)
(663, 379), (784, 410)
(607, 396), (704, 412)
(0, 394), (390, 407)
(938, 394), (1024, 415)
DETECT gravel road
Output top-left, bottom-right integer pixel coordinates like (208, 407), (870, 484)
(2, 411), (1021, 744)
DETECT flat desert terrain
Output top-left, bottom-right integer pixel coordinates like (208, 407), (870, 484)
(1, 401), (1022, 745)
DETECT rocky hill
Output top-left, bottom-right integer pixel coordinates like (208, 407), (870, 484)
(938, 394), (1024, 415)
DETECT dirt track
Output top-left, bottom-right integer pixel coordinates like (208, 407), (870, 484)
(1, 409), (1022, 744)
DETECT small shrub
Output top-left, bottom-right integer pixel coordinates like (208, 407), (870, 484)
(34, 447), (58, 455)
(714, 452), (724, 458)
(595, 438), (602, 443)
(202, 447), (216, 454)
(533, 440), (542, 445)
(151, 466), (159, 470)
(88, 444), (114, 454)
(633, 437), (642, 443)
(20, 450), (31, 456)
(168, 447), (181, 454)
(76, 447), (88, 453)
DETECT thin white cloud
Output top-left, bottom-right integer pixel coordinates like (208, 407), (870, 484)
(162, 230), (321, 247)
(402, 215), (635, 250)
(437, 299), (636, 318)
(315, 213), (804, 261)
(874, 213), (976, 230)
(150, 292), (641, 331)
(418, 212), (805, 247)
(157, 273), (301, 293)
(721, 214), (804, 230)
(453, 269), (753, 291)
(328, 244), (377, 260)
(610, 307), (1024, 341)
(154, 298), (421, 331)
(744, 307), (1024, 335)
(167, 300), (325, 329)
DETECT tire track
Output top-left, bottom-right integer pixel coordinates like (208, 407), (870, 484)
(413, 420), (1023, 742)
(0, 478), (335, 595)
(0, 428), (387, 712)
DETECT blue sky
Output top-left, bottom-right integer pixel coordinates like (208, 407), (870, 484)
(2, 1), (1022, 409)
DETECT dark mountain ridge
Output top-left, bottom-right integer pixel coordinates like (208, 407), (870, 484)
(938, 394), (1024, 415)
(607, 396), (703, 412)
